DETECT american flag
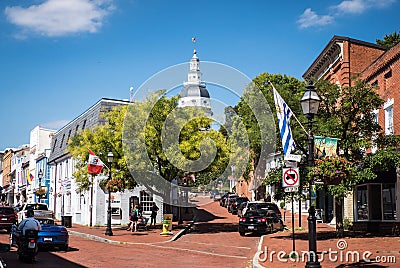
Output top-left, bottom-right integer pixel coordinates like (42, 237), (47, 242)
(273, 85), (296, 156)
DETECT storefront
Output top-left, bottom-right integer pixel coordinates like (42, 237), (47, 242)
(353, 169), (399, 233)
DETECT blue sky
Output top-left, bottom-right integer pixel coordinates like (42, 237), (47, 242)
(0, 0), (399, 150)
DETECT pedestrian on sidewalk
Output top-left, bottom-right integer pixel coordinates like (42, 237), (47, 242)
(126, 208), (135, 231)
(128, 205), (139, 232)
(150, 202), (159, 227)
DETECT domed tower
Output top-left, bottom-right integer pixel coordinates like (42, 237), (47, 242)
(178, 49), (212, 116)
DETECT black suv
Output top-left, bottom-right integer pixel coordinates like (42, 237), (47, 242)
(229, 197), (249, 214)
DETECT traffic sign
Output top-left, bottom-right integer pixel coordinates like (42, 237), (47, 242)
(284, 186), (299, 193)
(282, 168), (300, 187)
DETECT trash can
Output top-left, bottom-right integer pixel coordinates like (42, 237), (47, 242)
(61, 215), (72, 228)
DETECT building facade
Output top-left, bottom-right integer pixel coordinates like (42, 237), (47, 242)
(47, 98), (164, 227)
(303, 35), (400, 231)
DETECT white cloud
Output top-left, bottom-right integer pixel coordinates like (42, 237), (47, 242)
(297, 8), (334, 29)
(298, 0), (396, 29)
(41, 120), (71, 130)
(4, 0), (115, 37)
(335, 0), (366, 14)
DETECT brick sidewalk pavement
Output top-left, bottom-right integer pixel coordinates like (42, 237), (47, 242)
(62, 208), (195, 244)
(255, 210), (400, 267)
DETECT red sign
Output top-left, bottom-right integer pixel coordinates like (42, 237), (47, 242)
(282, 168), (299, 187)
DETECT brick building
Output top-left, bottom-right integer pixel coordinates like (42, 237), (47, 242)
(303, 35), (400, 232)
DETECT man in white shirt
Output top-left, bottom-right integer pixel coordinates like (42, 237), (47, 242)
(17, 209), (42, 235)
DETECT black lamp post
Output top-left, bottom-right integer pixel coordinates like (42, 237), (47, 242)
(105, 151), (114, 236)
(301, 82), (321, 268)
(38, 169), (43, 203)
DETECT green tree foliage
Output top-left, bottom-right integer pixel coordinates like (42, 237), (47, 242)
(376, 31), (400, 48)
(122, 91), (230, 191)
(234, 73), (306, 187)
(68, 105), (136, 192)
(70, 91), (231, 194)
(314, 79), (383, 162)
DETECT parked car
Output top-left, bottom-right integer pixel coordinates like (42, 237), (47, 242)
(237, 201), (248, 218)
(219, 192), (233, 206)
(11, 218), (69, 251)
(222, 193), (238, 208)
(17, 203), (54, 223)
(0, 206), (17, 233)
(213, 193), (222, 201)
(238, 210), (284, 236)
(241, 201), (282, 219)
(228, 197), (249, 215)
(209, 189), (220, 199)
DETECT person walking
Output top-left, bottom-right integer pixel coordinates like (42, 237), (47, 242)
(150, 202), (159, 227)
(131, 205), (139, 232)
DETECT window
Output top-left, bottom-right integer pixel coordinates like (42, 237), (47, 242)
(60, 134), (65, 148)
(384, 99), (394, 135)
(382, 183), (396, 220)
(356, 185), (368, 220)
(67, 129), (72, 145)
(355, 183), (397, 222)
(82, 120), (87, 130)
(52, 139), (57, 153)
(140, 191), (153, 213)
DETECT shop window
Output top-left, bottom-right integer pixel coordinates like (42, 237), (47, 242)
(356, 185), (368, 220)
(382, 183), (396, 220)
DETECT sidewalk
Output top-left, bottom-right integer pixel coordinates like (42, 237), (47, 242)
(63, 209), (195, 245)
(254, 210), (400, 267)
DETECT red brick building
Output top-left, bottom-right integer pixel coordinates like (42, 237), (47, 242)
(303, 36), (400, 232)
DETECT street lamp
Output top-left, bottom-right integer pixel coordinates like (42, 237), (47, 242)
(38, 169), (43, 203)
(300, 82), (321, 268)
(105, 150), (114, 236)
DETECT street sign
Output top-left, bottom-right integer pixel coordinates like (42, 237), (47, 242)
(284, 161), (298, 168)
(284, 154), (302, 162)
(284, 186), (299, 193)
(282, 167), (300, 187)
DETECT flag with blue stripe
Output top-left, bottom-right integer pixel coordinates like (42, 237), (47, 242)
(273, 87), (296, 156)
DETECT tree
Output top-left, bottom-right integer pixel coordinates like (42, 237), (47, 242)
(314, 79), (383, 161)
(233, 73), (306, 190)
(308, 79), (384, 236)
(68, 105), (136, 192)
(70, 91), (231, 201)
(122, 91), (230, 200)
(376, 31), (400, 48)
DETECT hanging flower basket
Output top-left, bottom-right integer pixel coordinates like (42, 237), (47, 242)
(35, 188), (47, 197)
(311, 156), (355, 186)
(99, 178), (123, 193)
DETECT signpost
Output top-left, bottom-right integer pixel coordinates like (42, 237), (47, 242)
(282, 166), (300, 254)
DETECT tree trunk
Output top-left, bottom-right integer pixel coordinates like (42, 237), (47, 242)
(335, 197), (344, 238)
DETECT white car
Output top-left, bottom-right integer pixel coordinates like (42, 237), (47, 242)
(17, 203), (54, 223)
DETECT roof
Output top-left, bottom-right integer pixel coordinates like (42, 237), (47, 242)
(179, 84), (210, 98)
(48, 98), (129, 163)
(303, 35), (387, 80)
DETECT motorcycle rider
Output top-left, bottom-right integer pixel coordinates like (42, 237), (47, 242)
(17, 208), (42, 235)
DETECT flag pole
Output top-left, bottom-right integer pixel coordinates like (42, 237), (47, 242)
(268, 81), (308, 135)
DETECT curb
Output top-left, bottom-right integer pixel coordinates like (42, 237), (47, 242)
(69, 221), (195, 245)
(252, 235), (265, 268)
(168, 221), (195, 242)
